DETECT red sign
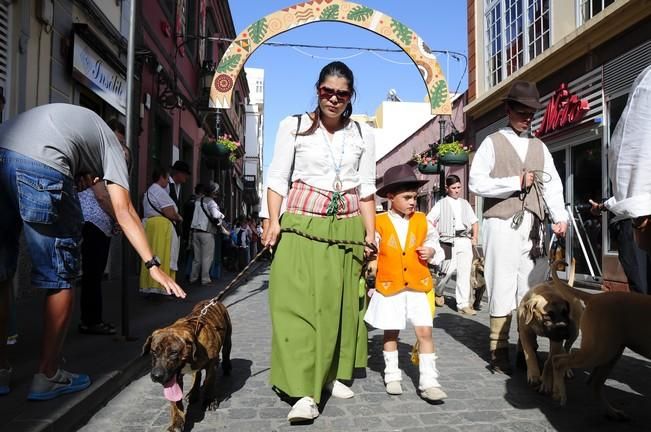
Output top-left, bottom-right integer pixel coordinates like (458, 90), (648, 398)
(534, 83), (589, 137)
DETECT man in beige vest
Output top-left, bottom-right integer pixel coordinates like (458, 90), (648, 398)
(469, 81), (569, 374)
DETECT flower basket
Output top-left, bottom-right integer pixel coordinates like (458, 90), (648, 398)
(417, 162), (441, 174)
(204, 155), (232, 170)
(201, 135), (241, 162)
(436, 141), (469, 165)
(440, 153), (468, 165)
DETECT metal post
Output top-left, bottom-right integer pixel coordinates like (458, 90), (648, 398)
(437, 116), (447, 199)
(121, 0), (137, 341)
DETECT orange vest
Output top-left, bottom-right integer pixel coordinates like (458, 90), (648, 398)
(376, 212), (433, 296)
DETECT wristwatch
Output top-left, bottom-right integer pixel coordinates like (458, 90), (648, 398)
(144, 256), (161, 269)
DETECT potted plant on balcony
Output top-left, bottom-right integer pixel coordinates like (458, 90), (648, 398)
(413, 152), (440, 174)
(437, 141), (469, 165)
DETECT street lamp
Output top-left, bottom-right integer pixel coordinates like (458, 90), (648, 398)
(197, 60), (221, 135)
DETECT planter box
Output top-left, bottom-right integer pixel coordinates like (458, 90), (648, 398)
(418, 162), (441, 174)
(440, 153), (468, 165)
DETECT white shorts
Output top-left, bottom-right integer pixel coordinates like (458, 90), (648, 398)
(364, 289), (433, 330)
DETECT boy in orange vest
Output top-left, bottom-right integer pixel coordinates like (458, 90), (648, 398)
(365, 164), (447, 401)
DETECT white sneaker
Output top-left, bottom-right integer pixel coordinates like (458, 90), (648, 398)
(287, 396), (319, 422)
(325, 380), (354, 399)
(385, 381), (403, 395)
(420, 386), (447, 401)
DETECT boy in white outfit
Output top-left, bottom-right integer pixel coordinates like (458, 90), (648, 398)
(364, 164), (447, 401)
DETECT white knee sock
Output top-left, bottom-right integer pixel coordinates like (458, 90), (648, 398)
(418, 353), (441, 390)
(383, 350), (402, 383)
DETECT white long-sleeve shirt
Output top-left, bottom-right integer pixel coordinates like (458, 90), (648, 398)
(190, 196), (224, 233)
(604, 65), (651, 219)
(266, 114), (376, 199)
(469, 128), (569, 223)
(377, 210), (445, 266)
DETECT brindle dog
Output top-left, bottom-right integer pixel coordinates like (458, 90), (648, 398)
(142, 300), (232, 432)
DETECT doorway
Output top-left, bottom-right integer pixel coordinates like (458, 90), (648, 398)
(551, 134), (604, 284)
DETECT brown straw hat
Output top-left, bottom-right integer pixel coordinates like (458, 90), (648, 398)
(502, 80), (544, 110)
(376, 164), (428, 198)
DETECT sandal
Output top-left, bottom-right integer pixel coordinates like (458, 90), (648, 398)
(78, 322), (116, 335)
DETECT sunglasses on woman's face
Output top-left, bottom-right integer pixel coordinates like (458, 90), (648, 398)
(318, 86), (352, 103)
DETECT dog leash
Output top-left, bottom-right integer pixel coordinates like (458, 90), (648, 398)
(194, 227), (377, 334)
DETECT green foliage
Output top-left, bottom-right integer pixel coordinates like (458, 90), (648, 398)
(436, 142), (468, 157)
(320, 4), (340, 20)
(390, 19), (413, 45)
(429, 80), (448, 111)
(216, 54), (241, 73)
(248, 18), (268, 44)
(347, 6), (373, 21)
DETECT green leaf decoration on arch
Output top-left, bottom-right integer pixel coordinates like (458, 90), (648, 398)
(216, 54), (241, 73)
(248, 18), (268, 44)
(347, 5), (373, 21)
(430, 80), (449, 110)
(320, 4), (340, 20)
(391, 19), (413, 46)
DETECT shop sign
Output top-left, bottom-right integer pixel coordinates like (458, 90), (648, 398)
(534, 83), (589, 137)
(72, 35), (127, 114)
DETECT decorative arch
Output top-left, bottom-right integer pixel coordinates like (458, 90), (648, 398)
(211, 0), (451, 115)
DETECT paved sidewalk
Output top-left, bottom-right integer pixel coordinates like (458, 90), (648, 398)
(79, 266), (651, 432)
(0, 262), (262, 432)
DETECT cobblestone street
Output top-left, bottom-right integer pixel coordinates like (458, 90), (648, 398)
(80, 265), (651, 432)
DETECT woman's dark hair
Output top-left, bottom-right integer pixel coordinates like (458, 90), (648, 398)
(445, 174), (461, 187)
(298, 61), (356, 136)
(151, 167), (169, 184)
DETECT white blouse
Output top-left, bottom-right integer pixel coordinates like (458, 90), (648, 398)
(604, 65), (651, 219)
(266, 113), (376, 199)
(468, 128), (569, 223)
(142, 183), (177, 219)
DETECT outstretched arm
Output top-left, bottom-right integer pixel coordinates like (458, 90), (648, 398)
(107, 183), (186, 298)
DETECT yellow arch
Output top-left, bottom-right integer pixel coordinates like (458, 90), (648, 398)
(210, 0), (451, 115)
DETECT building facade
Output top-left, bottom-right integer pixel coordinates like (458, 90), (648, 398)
(0, 0), (248, 296)
(243, 67), (264, 216)
(466, 0), (651, 289)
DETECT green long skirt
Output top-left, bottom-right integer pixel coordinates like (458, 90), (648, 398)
(269, 212), (368, 403)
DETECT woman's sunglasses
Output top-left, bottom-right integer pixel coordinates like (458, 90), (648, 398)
(318, 86), (352, 103)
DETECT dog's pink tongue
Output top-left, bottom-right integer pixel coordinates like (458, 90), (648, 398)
(163, 377), (182, 402)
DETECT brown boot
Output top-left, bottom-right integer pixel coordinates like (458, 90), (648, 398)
(490, 348), (512, 375)
(489, 315), (513, 375)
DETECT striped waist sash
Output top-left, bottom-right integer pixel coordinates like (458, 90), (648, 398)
(286, 181), (360, 218)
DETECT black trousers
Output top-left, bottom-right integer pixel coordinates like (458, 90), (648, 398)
(80, 222), (112, 325)
(612, 219), (651, 294)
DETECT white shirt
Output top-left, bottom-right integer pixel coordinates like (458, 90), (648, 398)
(266, 114), (376, 199)
(427, 196), (477, 231)
(166, 177), (181, 203)
(190, 196), (224, 233)
(259, 186), (287, 219)
(378, 210), (445, 266)
(468, 128), (569, 223)
(143, 183), (177, 218)
(604, 65), (651, 219)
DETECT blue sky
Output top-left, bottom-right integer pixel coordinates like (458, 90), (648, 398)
(228, 1), (468, 172)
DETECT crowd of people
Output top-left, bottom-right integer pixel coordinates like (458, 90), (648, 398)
(0, 60), (648, 423)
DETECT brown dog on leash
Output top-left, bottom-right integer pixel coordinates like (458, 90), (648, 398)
(551, 272), (651, 420)
(517, 260), (583, 392)
(142, 299), (232, 432)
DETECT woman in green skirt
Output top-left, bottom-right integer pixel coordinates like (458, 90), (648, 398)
(262, 61), (376, 423)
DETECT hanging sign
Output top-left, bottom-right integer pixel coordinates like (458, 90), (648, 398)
(72, 35), (127, 114)
(534, 83), (590, 136)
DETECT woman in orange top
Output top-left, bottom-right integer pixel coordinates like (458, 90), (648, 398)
(364, 164), (447, 402)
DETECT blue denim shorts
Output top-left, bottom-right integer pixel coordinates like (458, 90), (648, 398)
(0, 148), (83, 288)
